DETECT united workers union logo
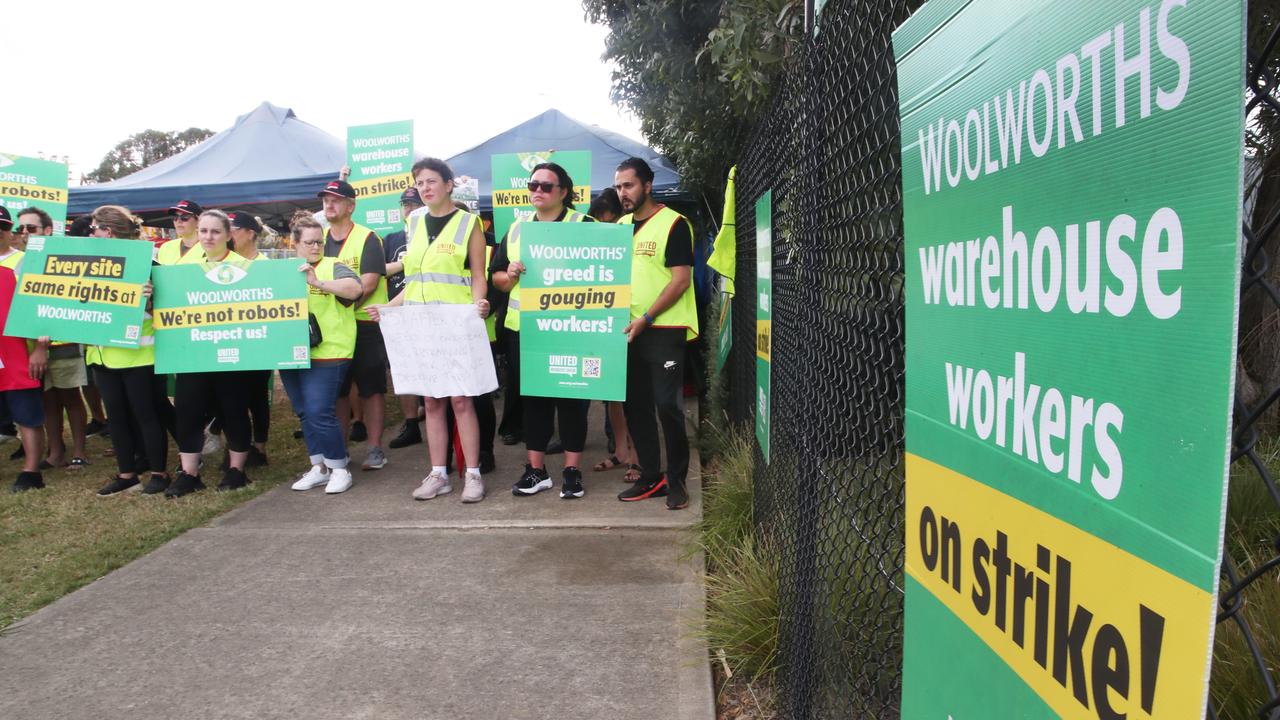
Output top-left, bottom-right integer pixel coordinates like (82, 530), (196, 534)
(0, 155), (14, 169)
(518, 152), (551, 172)
(205, 262), (248, 286)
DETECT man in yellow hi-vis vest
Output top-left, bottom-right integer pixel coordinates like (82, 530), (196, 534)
(613, 158), (699, 510)
(318, 179), (390, 472)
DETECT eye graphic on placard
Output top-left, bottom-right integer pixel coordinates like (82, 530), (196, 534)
(206, 263), (247, 286)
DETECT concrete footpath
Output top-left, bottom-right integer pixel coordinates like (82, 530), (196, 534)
(0, 402), (713, 720)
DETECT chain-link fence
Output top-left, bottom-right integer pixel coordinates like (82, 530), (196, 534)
(724, 1), (1280, 717)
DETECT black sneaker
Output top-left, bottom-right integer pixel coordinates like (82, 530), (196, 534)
(97, 475), (140, 496)
(560, 466), (585, 499)
(349, 420), (368, 442)
(84, 419), (108, 437)
(293, 427), (304, 439)
(499, 431), (522, 446)
(217, 467), (250, 491)
(388, 421), (422, 449)
(665, 479), (689, 510)
(479, 450), (496, 474)
(246, 447), (269, 468)
(618, 475), (668, 502)
(141, 474), (170, 495)
(545, 438), (564, 455)
(165, 471), (206, 498)
(11, 471), (45, 493)
(512, 464), (552, 496)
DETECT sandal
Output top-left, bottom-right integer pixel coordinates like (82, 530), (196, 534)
(593, 455), (623, 472)
(69, 457), (89, 470)
(624, 464), (643, 483)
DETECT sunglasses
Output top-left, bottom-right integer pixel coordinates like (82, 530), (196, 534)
(527, 181), (559, 193)
(89, 225), (107, 234)
(173, 214), (194, 221)
(16, 224), (41, 234)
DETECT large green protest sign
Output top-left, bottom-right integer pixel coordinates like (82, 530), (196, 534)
(0, 153), (68, 234)
(4, 236), (151, 346)
(347, 121), (413, 237)
(755, 190), (771, 464)
(895, 1), (1243, 718)
(490, 151), (592, 243)
(152, 259), (310, 373)
(518, 222), (631, 401)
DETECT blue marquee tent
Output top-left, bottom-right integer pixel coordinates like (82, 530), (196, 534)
(68, 102), (344, 222)
(446, 109), (686, 211)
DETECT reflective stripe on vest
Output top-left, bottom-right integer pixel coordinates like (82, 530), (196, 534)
(621, 206), (699, 341)
(308, 257), (357, 360)
(402, 210), (477, 305)
(502, 210), (587, 332)
(328, 222), (387, 321)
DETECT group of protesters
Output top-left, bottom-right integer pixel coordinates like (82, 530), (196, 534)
(0, 156), (698, 509)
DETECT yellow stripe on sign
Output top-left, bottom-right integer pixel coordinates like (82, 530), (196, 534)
(18, 274), (141, 307)
(904, 453), (1214, 719)
(520, 285), (631, 312)
(0, 181), (67, 204)
(756, 319), (771, 361)
(348, 173), (412, 199)
(492, 185), (591, 208)
(153, 298), (305, 329)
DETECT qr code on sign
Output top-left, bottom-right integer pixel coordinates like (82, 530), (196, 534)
(582, 357), (602, 379)
(124, 325), (139, 340)
(293, 346), (308, 361)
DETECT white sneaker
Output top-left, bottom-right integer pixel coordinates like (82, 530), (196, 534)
(291, 465), (329, 491)
(461, 471), (485, 503)
(412, 471), (452, 500)
(324, 468), (353, 494)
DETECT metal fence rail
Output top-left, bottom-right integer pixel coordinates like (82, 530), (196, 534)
(725, 0), (1280, 717)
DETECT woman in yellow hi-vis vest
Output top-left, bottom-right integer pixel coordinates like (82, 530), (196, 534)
(280, 215), (363, 495)
(367, 158), (491, 503)
(489, 162), (594, 499)
(167, 210), (254, 497)
(84, 205), (177, 497)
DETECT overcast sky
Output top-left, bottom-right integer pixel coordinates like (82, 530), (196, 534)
(7, 0), (639, 182)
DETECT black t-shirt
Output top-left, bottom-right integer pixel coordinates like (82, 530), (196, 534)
(382, 229), (408, 299)
(488, 207), (596, 276)
(631, 208), (694, 267)
(324, 225), (386, 277)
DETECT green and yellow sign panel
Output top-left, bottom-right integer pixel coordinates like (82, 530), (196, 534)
(895, 1), (1243, 717)
(0, 153), (68, 234)
(152, 259), (310, 373)
(517, 222), (631, 401)
(347, 121), (414, 237)
(756, 190), (771, 465)
(490, 151), (592, 243)
(4, 235), (152, 346)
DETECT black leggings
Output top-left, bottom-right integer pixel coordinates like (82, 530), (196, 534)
(247, 370), (271, 444)
(175, 372), (253, 454)
(524, 395), (589, 454)
(94, 365), (172, 476)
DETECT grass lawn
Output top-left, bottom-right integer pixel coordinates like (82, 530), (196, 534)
(0, 382), (403, 631)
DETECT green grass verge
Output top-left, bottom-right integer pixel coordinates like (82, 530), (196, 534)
(0, 386), (403, 631)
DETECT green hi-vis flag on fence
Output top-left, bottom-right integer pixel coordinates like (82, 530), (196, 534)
(4, 236), (152, 346)
(0, 153), (68, 234)
(347, 121), (414, 237)
(152, 259), (310, 373)
(517, 222), (631, 401)
(490, 151), (592, 243)
(755, 190), (771, 465)
(894, 1), (1244, 718)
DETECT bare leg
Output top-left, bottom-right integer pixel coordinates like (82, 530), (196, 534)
(364, 393), (384, 449)
(58, 388), (87, 460)
(451, 396), (479, 469)
(42, 390), (66, 465)
(424, 396), (449, 467)
(18, 424), (44, 474)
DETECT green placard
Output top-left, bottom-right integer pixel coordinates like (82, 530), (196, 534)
(347, 121), (414, 237)
(0, 153), (68, 234)
(895, 1), (1243, 718)
(152, 259), (310, 373)
(4, 235), (152, 346)
(755, 190), (771, 465)
(517, 222), (631, 401)
(490, 151), (592, 243)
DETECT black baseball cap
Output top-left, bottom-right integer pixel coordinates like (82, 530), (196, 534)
(317, 180), (356, 199)
(0, 206), (11, 230)
(399, 187), (423, 206)
(227, 212), (262, 233)
(169, 199), (203, 216)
